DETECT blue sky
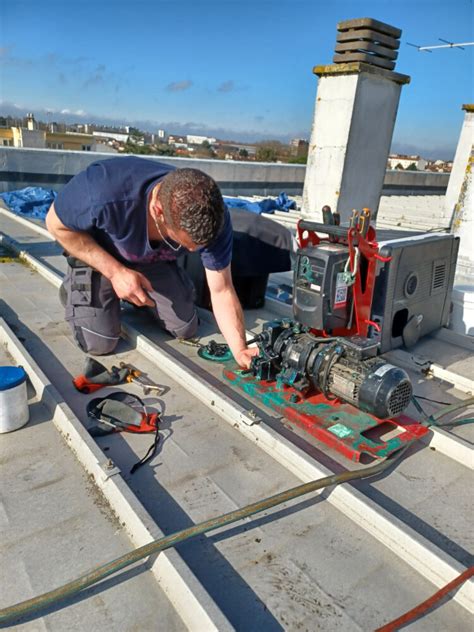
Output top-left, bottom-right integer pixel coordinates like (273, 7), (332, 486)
(1, 0), (473, 158)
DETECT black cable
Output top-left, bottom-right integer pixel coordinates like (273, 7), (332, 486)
(130, 426), (161, 474)
(435, 417), (474, 428)
(413, 394), (452, 406)
(413, 395), (474, 429)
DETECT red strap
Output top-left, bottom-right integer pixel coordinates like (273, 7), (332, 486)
(124, 413), (159, 433)
(376, 566), (474, 631)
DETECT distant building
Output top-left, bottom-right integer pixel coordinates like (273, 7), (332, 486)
(168, 135), (188, 148)
(92, 142), (118, 154)
(232, 143), (257, 156)
(13, 127), (45, 149)
(92, 130), (129, 144)
(0, 121), (99, 152)
(425, 160), (453, 173)
(387, 154), (427, 170)
(0, 127), (14, 147)
(71, 123), (91, 134)
(46, 131), (95, 151)
(290, 138), (309, 158)
(214, 142), (257, 158)
(186, 134), (216, 145)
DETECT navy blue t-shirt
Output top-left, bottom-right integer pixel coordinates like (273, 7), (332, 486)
(54, 156), (232, 271)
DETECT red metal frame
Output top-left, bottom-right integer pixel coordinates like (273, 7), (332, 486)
(224, 369), (429, 462)
(296, 220), (391, 338)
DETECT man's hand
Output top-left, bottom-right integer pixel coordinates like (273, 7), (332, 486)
(109, 267), (155, 307)
(234, 346), (260, 369)
(46, 204), (155, 307)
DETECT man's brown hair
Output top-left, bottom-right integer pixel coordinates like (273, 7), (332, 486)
(158, 168), (225, 246)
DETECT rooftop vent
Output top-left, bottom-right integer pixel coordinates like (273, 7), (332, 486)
(334, 18), (402, 71)
(431, 259), (447, 294)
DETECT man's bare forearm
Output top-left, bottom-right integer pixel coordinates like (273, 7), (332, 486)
(211, 286), (248, 357)
(46, 204), (157, 307)
(46, 205), (124, 279)
(55, 229), (124, 279)
(205, 265), (259, 367)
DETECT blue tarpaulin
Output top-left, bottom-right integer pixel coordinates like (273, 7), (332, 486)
(224, 192), (296, 215)
(0, 187), (297, 220)
(0, 187), (57, 220)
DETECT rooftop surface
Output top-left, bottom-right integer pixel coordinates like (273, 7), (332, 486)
(0, 342), (184, 632)
(0, 203), (473, 630)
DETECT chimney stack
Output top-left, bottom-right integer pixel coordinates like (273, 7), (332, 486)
(302, 18), (410, 223)
(26, 113), (37, 131)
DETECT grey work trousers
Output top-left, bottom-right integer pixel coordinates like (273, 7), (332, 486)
(61, 259), (198, 355)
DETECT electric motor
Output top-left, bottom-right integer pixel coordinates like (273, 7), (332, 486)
(324, 356), (413, 419)
(251, 320), (413, 419)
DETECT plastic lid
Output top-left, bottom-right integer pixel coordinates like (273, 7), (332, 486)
(0, 366), (27, 391)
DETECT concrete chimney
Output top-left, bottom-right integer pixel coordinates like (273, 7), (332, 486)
(26, 113), (36, 131)
(302, 18), (410, 223)
(446, 104), (474, 285)
(444, 104), (474, 335)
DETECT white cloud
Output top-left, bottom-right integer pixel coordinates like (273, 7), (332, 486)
(166, 80), (193, 92)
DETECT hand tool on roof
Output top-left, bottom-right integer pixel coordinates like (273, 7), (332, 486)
(86, 391), (161, 473)
(73, 357), (165, 396)
(118, 362), (165, 395)
(72, 357), (131, 393)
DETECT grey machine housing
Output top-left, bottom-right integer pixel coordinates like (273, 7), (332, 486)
(371, 231), (459, 353)
(292, 227), (459, 354)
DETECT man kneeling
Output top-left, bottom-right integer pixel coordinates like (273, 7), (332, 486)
(46, 156), (257, 368)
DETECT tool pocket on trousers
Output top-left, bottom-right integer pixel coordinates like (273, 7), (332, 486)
(70, 267), (94, 307)
(65, 304), (97, 322)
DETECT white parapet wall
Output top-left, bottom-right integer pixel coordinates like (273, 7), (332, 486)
(0, 147), (305, 197)
(0, 147), (448, 199)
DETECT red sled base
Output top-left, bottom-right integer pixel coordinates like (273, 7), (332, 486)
(224, 369), (429, 462)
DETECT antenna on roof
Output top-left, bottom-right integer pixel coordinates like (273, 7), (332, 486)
(407, 39), (474, 52)
(407, 42), (432, 52)
(438, 38), (465, 50)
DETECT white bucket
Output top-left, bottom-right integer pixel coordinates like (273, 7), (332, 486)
(0, 366), (30, 433)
